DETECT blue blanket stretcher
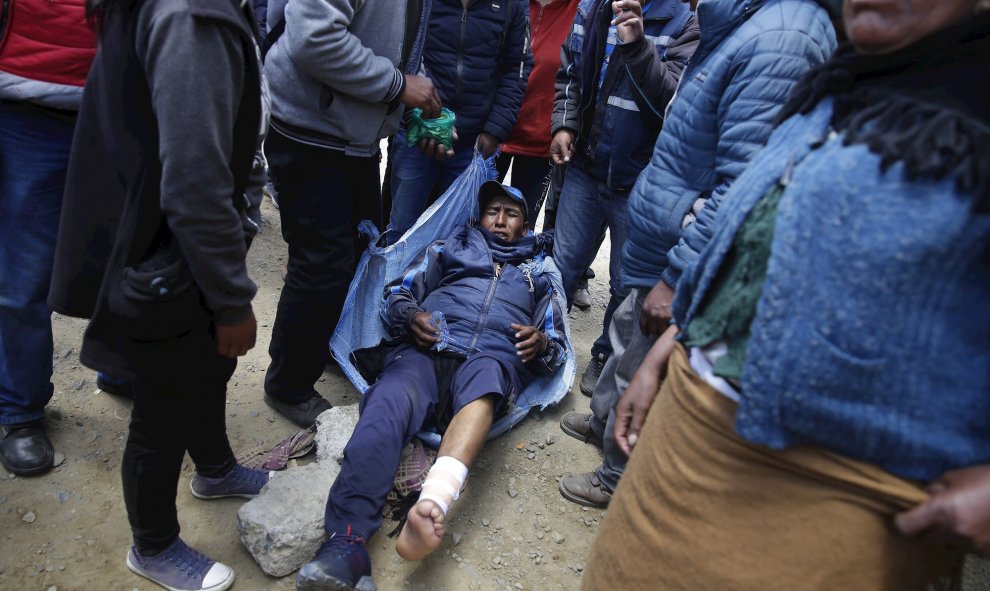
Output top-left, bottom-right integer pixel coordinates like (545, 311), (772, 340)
(329, 152), (576, 448)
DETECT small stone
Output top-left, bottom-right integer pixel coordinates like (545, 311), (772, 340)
(492, 556), (502, 565)
(515, 584), (524, 590)
(74, 381), (86, 391)
(452, 532), (462, 546)
(526, 452), (536, 460)
(536, 531), (544, 540)
(515, 442), (525, 450)
(22, 511), (36, 523)
(508, 488), (518, 498)
(541, 459), (551, 471)
(545, 435), (555, 445)
(47, 586), (57, 591)
(56, 490), (70, 504)
(537, 442), (545, 449)
(552, 531), (565, 544)
(482, 518), (490, 527)
(52, 453), (66, 468)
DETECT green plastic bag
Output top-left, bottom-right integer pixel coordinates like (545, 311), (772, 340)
(406, 108), (457, 150)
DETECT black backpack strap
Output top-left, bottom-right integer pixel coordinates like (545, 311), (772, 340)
(261, 14), (285, 60)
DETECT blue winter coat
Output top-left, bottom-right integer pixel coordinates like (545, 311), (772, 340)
(551, 0), (698, 192)
(422, 0), (533, 142)
(621, 0), (835, 290)
(382, 225), (567, 378)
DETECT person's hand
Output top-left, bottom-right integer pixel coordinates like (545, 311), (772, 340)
(216, 309), (257, 358)
(550, 130), (576, 166)
(416, 124), (458, 163)
(895, 464), (990, 559)
(410, 311), (440, 348)
(614, 324), (677, 455)
(640, 280), (675, 336)
(476, 132), (500, 159)
(511, 323), (548, 363)
(401, 74), (441, 118)
(612, 0), (645, 45)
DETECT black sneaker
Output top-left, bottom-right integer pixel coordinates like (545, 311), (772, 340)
(579, 354), (607, 397)
(263, 392), (332, 429)
(296, 531), (376, 591)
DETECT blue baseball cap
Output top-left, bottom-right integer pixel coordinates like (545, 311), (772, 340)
(478, 181), (529, 222)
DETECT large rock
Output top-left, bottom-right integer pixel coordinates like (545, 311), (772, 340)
(237, 404), (361, 577)
(315, 403), (361, 463)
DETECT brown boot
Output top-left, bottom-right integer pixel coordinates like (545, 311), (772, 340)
(559, 472), (612, 508)
(559, 411), (603, 448)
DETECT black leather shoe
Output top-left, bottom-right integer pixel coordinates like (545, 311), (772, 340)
(264, 392), (332, 428)
(0, 422), (54, 476)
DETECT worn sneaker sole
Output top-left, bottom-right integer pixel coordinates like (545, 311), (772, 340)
(126, 550), (235, 591)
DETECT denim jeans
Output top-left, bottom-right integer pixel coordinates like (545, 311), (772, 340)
(386, 129), (475, 243)
(588, 289), (656, 491)
(0, 100), (76, 425)
(553, 164), (630, 358)
(264, 128), (382, 404)
(495, 153), (552, 227)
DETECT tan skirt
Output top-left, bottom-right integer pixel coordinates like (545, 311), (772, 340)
(581, 346), (962, 591)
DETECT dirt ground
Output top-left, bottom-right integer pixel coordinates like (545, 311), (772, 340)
(3, 178), (989, 591)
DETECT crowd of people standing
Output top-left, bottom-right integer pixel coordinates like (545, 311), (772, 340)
(1, 0), (988, 590)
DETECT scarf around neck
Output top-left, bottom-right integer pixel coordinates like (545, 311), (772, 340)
(475, 226), (552, 265)
(777, 14), (990, 212)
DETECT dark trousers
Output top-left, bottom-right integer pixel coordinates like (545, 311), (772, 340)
(495, 153), (552, 227)
(264, 128), (382, 403)
(324, 346), (509, 539)
(121, 332), (236, 554)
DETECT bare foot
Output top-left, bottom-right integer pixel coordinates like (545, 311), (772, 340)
(395, 500), (445, 560)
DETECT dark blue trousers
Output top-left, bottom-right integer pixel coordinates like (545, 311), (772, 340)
(324, 345), (510, 539)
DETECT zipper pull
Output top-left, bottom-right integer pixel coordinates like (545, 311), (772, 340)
(462, 8), (467, 22)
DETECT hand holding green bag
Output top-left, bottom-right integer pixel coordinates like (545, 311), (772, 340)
(406, 108), (457, 150)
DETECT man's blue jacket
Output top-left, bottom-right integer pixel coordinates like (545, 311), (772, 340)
(382, 225), (567, 378)
(552, 0), (698, 192)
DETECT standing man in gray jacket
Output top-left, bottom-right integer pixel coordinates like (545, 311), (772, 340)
(262, 0), (442, 428)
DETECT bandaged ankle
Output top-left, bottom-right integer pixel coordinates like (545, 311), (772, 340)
(417, 456), (468, 516)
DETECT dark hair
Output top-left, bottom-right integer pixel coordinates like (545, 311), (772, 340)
(86, 0), (140, 33)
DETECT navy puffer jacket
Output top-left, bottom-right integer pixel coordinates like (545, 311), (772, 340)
(382, 225), (567, 377)
(422, 0), (533, 142)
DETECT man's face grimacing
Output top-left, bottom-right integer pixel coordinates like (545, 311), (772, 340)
(481, 195), (527, 242)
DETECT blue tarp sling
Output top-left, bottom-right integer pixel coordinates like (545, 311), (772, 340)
(329, 152), (576, 447)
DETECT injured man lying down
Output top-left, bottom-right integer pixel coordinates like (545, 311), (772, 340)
(296, 181), (567, 591)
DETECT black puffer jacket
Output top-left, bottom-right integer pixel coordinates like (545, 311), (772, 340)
(422, 0), (533, 143)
